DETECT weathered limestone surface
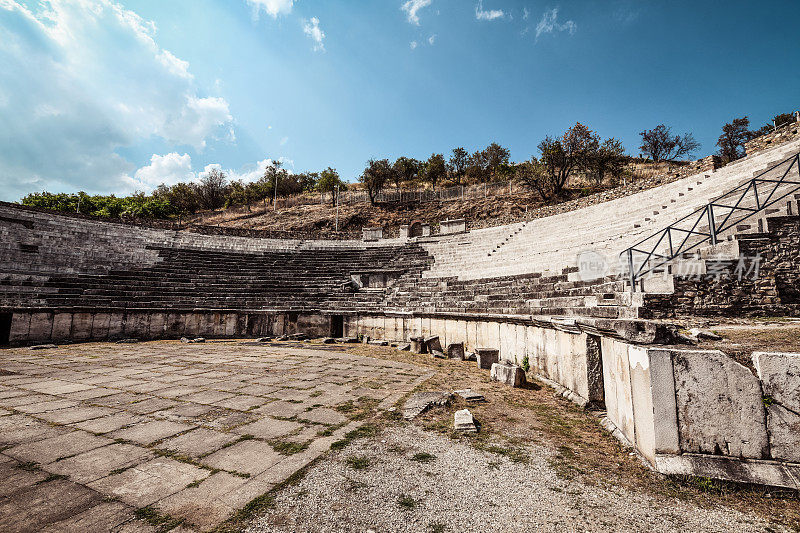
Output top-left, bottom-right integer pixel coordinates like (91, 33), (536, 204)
(753, 351), (800, 412)
(454, 409), (477, 433)
(672, 350), (768, 459)
(490, 363), (526, 388)
(764, 404), (800, 463)
(476, 348), (499, 370)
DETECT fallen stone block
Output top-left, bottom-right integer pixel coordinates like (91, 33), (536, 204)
(454, 389), (485, 402)
(276, 335), (289, 341)
(189, 337), (206, 344)
(288, 333), (307, 340)
(255, 337), (272, 343)
(454, 409), (478, 433)
(490, 363), (526, 388)
(115, 338), (140, 344)
(464, 351), (477, 362)
(425, 336), (443, 353)
(689, 328), (723, 341)
(475, 348), (499, 370)
(431, 350), (446, 359)
(321, 337), (336, 344)
(397, 343), (411, 351)
(368, 340), (389, 346)
(361, 336), (371, 344)
(753, 352), (800, 413)
(446, 343), (465, 360)
(410, 336), (426, 354)
(403, 391), (452, 420)
(29, 344), (58, 350)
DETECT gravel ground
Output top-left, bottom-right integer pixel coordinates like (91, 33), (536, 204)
(247, 425), (781, 533)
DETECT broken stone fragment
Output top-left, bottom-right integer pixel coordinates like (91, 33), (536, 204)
(403, 391), (451, 420)
(431, 350), (446, 359)
(397, 343), (411, 351)
(689, 328), (723, 341)
(189, 337), (206, 344)
(475, 348), (499, 370)
(424, 336), (443, 353)
(115, 338), (140, 344)
(368, 340), (389, 346)
(361, 336), (371, 344)
(276, 335), (289, 341)
(255, 337), (272, 343)
(454, 389), (485, 402)
(288, 333), (307, 340)
(321, 337), (336, 344)
(446, 342), (465, 360)
(490, 363), (526, 387)
(410, 337), (426, 354)
(454, 408), (478, 433)
(464, 351), (477, 362)
(29, 344), (57, 350)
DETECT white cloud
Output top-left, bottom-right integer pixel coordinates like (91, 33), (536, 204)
(131, 153), (194, 189)
(523, 7), (530, 20)
(410, 40), (418, 49)
(475, 1), (504, 21)
(0, 0), (235, 200)
(535, 7), (576, 39)
(246, 0), (294, 18)
(401, 0), (432, 25)
(428, 34), (436, 45)
(302, 17), (325, 52)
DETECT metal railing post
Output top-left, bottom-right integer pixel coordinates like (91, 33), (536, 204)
(707, 204), (717, 245)
(627, 249), (637, 293)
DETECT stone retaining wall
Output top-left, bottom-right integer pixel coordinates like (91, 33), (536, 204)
(642, 216), (800, 318)
(4, 309), (334, 344)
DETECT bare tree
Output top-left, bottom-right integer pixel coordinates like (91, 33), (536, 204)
(639, 124), (700, 162)
(199, 168), (228, 210)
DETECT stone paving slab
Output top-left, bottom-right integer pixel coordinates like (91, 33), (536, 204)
(0, 341), (428, 531)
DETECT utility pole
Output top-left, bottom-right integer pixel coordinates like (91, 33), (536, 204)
(335, 184), (340, 232)
(273, 172), (278, 211)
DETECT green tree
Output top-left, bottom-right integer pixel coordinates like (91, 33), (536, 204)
(537, 122), (599, 198)
(587, 138), (627, 185)
(716, 117), (754, 163)
(199, 168), (228, 210)
(482, 142), (511, 179)
(316, 167), (346, 205)
(359, 159), (392, 205)
(392, 157), (419, 189)
(420, 153), (447, 191)
(448, 147), (470, 185)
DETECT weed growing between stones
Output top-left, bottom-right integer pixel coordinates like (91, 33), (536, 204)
(269, 439), (311, 455)
(397, 494), (419, 509)
(410, 452), (436, 463)
(345, 455), (371, 470)
(134, 506), (184, 532)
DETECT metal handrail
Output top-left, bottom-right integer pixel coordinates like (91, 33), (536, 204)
(621, 151), (800, 291)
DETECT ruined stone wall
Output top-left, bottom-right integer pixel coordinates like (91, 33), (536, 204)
(745, 119), (800, 156)
(642, 216), (800, 318)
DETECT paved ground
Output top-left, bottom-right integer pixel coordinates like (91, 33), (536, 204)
(249, 425), (783, 533)
(0, 341), (430, 532)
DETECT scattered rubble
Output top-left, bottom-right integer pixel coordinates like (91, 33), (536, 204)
(454, 408), (478, 433)
(403, 391), (452, 420)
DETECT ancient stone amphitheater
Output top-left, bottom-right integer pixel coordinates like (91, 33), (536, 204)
(2, 128), (800, 491)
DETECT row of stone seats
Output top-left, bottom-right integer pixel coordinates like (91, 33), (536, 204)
(418, 138), (800, 282)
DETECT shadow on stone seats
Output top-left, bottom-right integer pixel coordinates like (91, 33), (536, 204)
(0, 313), (11, 346)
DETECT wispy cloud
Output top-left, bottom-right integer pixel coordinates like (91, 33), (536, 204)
(475, 1), (504, 21)
(246, 0), (294, 19)
(523, 7), (530, 20)
(401, 0), (432, 25)
(302, 17), (325, 52)
(535, 7), (576, 40)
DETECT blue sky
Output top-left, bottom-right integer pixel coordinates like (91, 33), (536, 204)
(1, 0), (799, 201)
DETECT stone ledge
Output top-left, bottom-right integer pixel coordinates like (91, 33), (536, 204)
(654, 453), (800, 491)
